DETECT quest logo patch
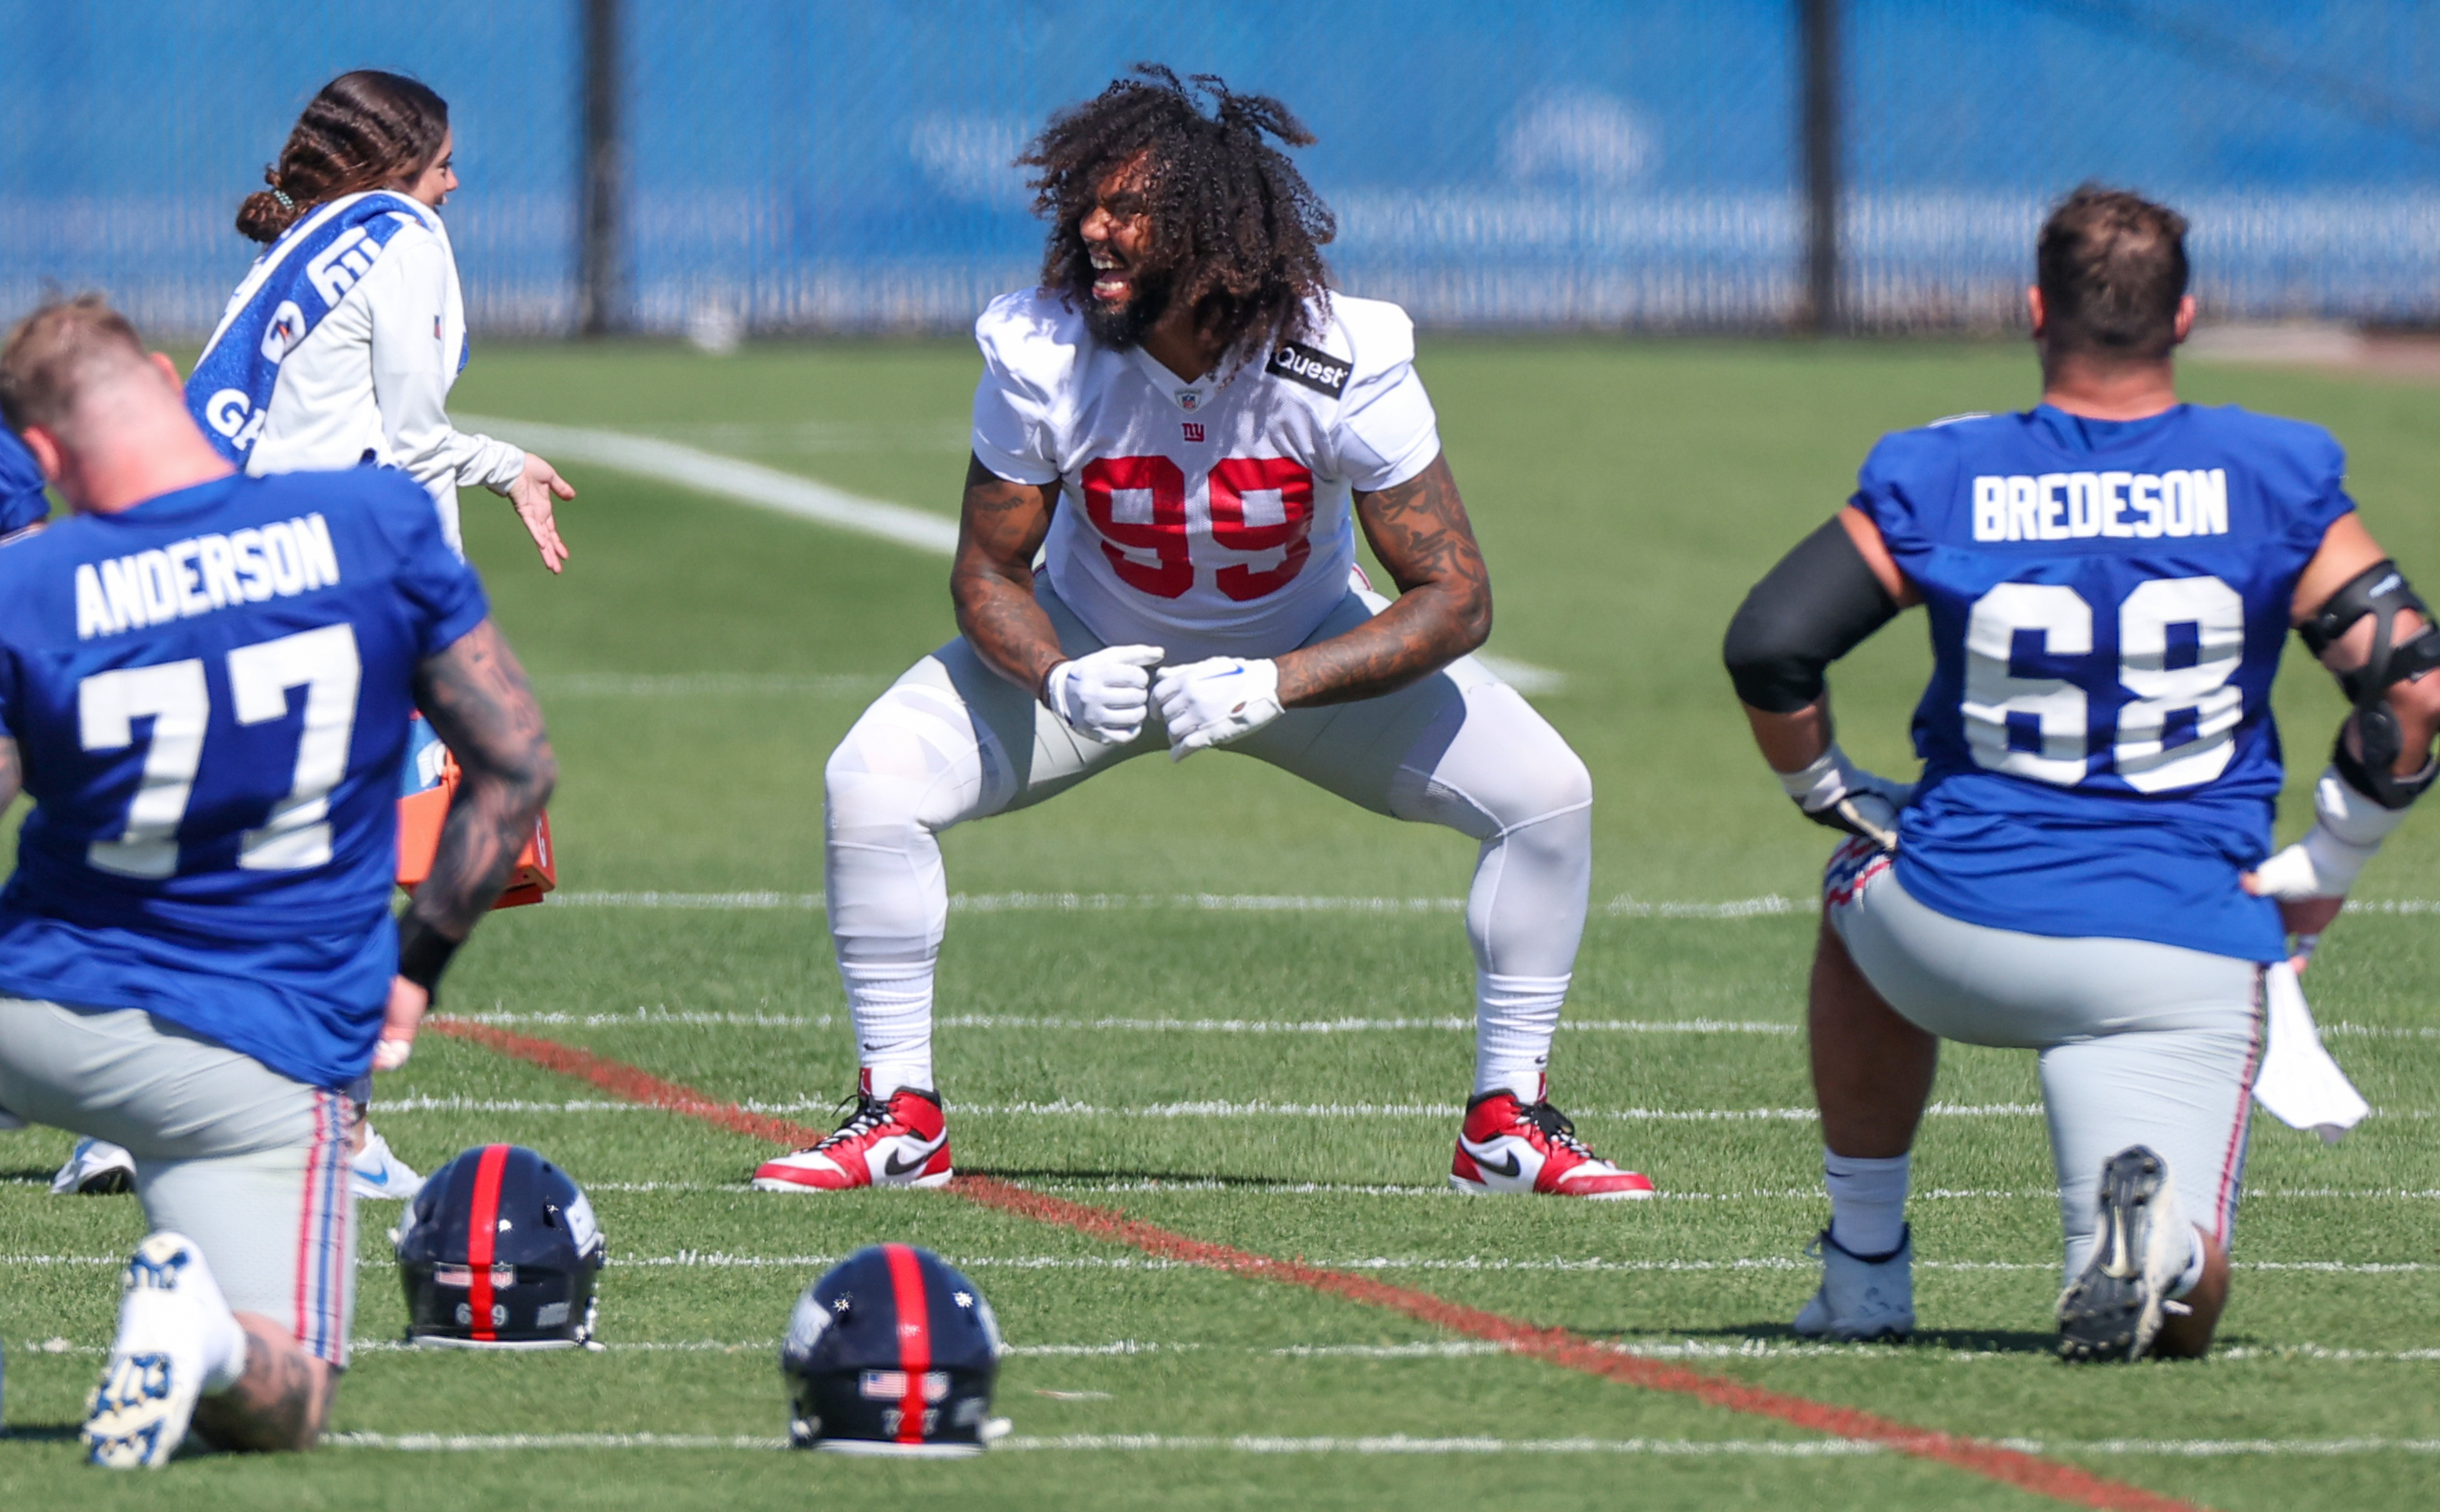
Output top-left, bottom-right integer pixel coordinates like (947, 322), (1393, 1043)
(1265, 340), (1350, 398)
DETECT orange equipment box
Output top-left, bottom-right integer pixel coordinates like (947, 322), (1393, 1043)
(395, 743), (556, 909)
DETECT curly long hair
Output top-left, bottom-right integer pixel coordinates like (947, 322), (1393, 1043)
(1021, 65), (1335, 363)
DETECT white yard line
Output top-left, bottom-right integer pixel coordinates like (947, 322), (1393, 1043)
(362, 1094), (2045, 1120)
(311, 1429), (2440, 1456)
(537, 673), (884, 698)
(9, 1174), (2435, 1203)
(444, 1008), (1798, 1034)
(529, 887), (2440, 936)
(14, 1253), (2424, 1274)
(19, 1334), (2438, 1366)
(539, 890), (1808, 917)
(461, 414), (1567, 693)
(458, 415), (962, 554)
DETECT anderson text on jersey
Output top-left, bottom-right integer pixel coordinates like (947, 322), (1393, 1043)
(73, 514), (343, 640)
(1971, 470), (2228, 543)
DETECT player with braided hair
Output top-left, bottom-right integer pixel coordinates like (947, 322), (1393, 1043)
(757, 67), (1650, 1199)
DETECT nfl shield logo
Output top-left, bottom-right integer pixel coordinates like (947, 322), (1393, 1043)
(1176, 390), (1200, 412)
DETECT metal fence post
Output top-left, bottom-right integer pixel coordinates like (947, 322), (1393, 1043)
(1799, 0), (1842, 333)
(579, 0), (629, 336)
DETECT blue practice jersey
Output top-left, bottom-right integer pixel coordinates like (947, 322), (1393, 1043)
(0, 427), (48, 539)
(0, 468), (489, 1088)
(1852, 403), (2351, 963)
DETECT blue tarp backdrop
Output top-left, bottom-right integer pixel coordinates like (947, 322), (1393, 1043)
(4, 1), (2438, 335)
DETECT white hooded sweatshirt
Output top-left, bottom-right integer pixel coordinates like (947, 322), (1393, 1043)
(231, 193), (524, 555)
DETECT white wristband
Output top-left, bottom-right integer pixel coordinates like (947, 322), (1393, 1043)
(1776, 743), (1860, 814)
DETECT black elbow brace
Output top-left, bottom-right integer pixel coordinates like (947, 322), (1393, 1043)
(2298, 558), (2440, 703)
(2303, 559), (2440, 809)
(1723, 517), (1901, 713)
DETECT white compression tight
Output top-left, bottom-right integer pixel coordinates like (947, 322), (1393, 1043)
(823, 588), (1594, 1101)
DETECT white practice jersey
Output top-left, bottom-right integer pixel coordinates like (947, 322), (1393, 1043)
(209, 195), (524, 556)
(970, 288), (1441, 659)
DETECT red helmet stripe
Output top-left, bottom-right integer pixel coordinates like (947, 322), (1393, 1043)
(882, 1244), (931, 1444)
(465, 1144), (513, 1343)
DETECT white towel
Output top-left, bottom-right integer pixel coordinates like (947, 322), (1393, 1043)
(2251, 960), (2370, 1144)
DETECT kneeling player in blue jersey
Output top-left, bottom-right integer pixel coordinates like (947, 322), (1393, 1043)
(1724, 187), (2438, 1361)
(0, 297), (554, 1462)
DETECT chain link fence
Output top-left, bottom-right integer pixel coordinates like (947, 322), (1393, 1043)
(5, 0), (2437, 338)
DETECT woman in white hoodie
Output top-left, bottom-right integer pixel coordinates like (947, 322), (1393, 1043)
(55, 73), (572, 1204)
(203, 68), (574, 568)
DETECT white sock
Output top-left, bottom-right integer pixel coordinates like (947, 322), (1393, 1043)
(1474, 971), (1567, 1099)
(841, 959), (934, 1098)
(1824, 1149), (1911, 1259)
(118, 1234), (248, 1393)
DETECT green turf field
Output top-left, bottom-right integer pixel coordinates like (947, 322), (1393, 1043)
(3, 337), (2437, 1509)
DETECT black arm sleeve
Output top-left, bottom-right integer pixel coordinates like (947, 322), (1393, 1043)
(1721, 516), (1902, 713)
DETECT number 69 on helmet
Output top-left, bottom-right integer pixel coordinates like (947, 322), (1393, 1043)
(393, 1144), (605, 1348)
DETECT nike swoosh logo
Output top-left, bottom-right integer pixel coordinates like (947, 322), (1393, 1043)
(881, 1140), (944, 1178)
(1467, 1146), (1523, 1180)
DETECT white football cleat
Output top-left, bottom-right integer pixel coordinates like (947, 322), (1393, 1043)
(1792, 1227), (1915, 1341)
(2057, 1144), (2192, 1362)
(53, 1137), (138, 1195)
(83, 1233), (241, 1469)
(1450, 1089), (1655, 1199)
(351, 1125), (424, 1201)
(753, 1080), (953, 1193)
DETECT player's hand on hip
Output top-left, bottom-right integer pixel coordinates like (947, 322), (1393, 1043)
(507, 452), (575, 574)
(1044, 643), (1165, 746)
(1777, 743), (1911, 852)
(2243, 763), (2409, 963)
(1154, 657), (1284, 761)
(373, 975), (431, 1072)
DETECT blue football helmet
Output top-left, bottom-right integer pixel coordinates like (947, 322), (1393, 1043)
(393, 1144), (604, 1349)
(780, 1244), (1004, 1454)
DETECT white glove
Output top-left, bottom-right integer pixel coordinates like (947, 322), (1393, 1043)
(1777, 743), (1911, 852)
(1043, 644), (1165, 746)
(1153, 657), (1284, 760)
(372, 1037), (413, 1072)
(2250, 764), (2409, 900)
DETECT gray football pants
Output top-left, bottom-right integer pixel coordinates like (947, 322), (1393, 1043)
(824, 581), (1595, 1023)
(0, 998), (356, 1365)
(1825, 844), (2262, 1281)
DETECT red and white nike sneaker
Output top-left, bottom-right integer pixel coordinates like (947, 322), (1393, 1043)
(752, 1078), (954, 1193)
(1450, 1089), (1655, 1199)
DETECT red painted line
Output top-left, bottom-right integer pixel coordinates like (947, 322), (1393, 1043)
(428, 1019), (2209, 1512)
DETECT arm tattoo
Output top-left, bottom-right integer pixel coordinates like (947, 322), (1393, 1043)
(0, 736), (18, 814)
(950, 453), (1070, 696)
(1276, 453), (1492, 707)
(408, 619), (557, 939)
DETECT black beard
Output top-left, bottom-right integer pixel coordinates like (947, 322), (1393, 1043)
(1080, 269), (1172, 349)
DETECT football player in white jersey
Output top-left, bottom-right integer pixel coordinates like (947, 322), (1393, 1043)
(754, 68), (1649, 1199)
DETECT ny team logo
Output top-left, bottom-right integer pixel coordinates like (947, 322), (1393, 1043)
(1181, 422), (1205, 443)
